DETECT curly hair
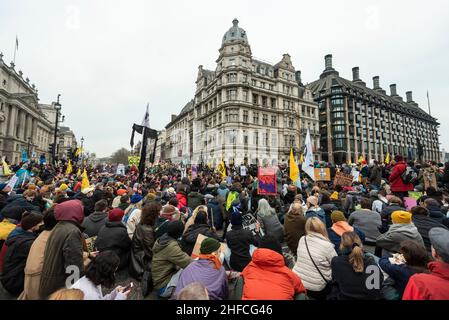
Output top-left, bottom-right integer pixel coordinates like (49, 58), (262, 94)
(85, 251), (120, 288)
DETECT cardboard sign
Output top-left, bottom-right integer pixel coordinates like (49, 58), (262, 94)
(240, 166), (247, 177)
(333, 172), (353, 187)
(423, 172), (437, 190)
(403, 197), (418, 211)
(258, 167), (277, 195)
(6, 175), (19, 190)
(314, 168), (331, 181)
(191, 234), (227, 258)
(116, 164), (125, 175)
(242, 213), (264, 237)
(85, 236), (97, 253)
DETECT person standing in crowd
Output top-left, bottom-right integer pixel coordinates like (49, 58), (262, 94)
(123, 194), (143, 239)
(284, 202), (307, 255)
(348, 198), (382, 244)
(95, 208), (132, 270)
(330, 231), (383, 300)
(217, 181), (229, 204)
(81, 200), (109, 238)
(389, 155), (414, 199)
(411, 206), (448, 252)
(255, 198), (284, 244)
(71, 251), (130, 300)
(376, 211), (424, 256)
(173, 238), (228, 300)
(403, 228), (449, 300)
(327, 211), (365, 253)
(369, 160), (383, 189)
(293, 217), (337, 300)
(176, 185), (188, 210)
(39, 200), (85, 299)
(118, 195), (130, 212)
(206, 191), (224, 231)
(181, 211), (220, 256)
(305, 196), (326, 224)
(241, 235), (307, 300)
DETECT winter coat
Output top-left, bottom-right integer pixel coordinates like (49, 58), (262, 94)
(378, 257), (425, 296)
(293, 233), (337, 292)
(348, 209), (382, 242)
(92, 189), (106, 204)
(242, 248), (306, 300)
(376, 223), (424, 254)
(225, 225), (260, 272)
(403, 261), (449, 300)
(412, 215), (448, 252)
(174, 259), (228, 300)
(283, 191), (296, 206)
(207, 199), (224, 230)
(81, 211), (108, 238)
(258, 215), (284, 244)
(151, 234), (192, 290)
(181, 223), (220, 256)
(74, 193), (95, 217)
(124, 206), (141, 239)
(187, 192), (204, 210)
(217, 186), (229, 202)
(95, 221), (132, 270)
(327, 223), (365, 254)
(389, 161), (413, 192)
(330, 254), (383, 300)
(320, 203), (338, 228)
(284, 212), (307, 254)
(129, 223), (155, 280)
(71, 276), (126, 300)
(370, 165), (382, 186)
(0, 195), (40, 219)
(426, 205), (446, 223)
(176, 192), (187, 209)
(17, 230), (52, 300)
(1, 231), (37, 294)
(305, 207), (327, 225)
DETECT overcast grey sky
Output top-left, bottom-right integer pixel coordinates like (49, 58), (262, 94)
(1, 0), (448, 158)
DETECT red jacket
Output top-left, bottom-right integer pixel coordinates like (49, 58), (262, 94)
(176, 193), (187, 209)
(242, 248), (306, 300)
(389, 161), (413, 192)
(402, 261), (449, 300)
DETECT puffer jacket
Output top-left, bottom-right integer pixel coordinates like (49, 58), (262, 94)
(305, 207), (326, 225)
(376, 223), (425, 254)
(293, 233), (337, 292)
(389, 161), (413, 192)
(176, 192), (187, 209)
(95, 221), (132, 270)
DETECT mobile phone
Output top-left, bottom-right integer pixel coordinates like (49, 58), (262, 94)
(123, 282), (134, 292)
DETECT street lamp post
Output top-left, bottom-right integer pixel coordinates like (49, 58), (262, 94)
(27, 137), (32, 160)
(52, 94), (61, 165)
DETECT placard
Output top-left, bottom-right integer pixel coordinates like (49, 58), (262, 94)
(85, 236), (97, 253)
(191, 165), (198, 180)
(314, 168), (331, 181)
(423, 171), (437, 190)
(226, 213), (265, 237)
(240, 166), (247, 177)
(191, 234), (227, 259)
(116, 164), (125, 175)
(258, 167), (277, 195)
(6, 175), (19, 190)
(333, 172), (354, 187)
(403, 197), (417, 211)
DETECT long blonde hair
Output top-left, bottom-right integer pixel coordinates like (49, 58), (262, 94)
(48, 288), (84, 300)
(340, 231), (364, 273)
(305, 217), (329, 239)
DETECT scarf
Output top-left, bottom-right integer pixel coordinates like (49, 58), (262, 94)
(198, 253), (222, 270)
(331, 221), (353, 237)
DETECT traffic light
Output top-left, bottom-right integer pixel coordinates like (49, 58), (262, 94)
(49, 143), (54, 155)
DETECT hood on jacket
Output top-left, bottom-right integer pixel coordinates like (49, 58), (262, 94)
(5, 229), (36, 246)
(251, 248), (285, 268)
(88, 211), (108, 222)
(331, 221), (354, 237)
(388, 223), (420, 237)
(6, 226), (27, 241)
(428, 261), (449, 282)
(54, 199), (84, 224)
(427, 206), (444, 219)
(104, 221), (126, 228)
(184, 224), (210, 242)
(153, 233), (177, 253)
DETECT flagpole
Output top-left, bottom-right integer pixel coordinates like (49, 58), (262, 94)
(13, 36), (18, 65)
(427, 90), (431, 116)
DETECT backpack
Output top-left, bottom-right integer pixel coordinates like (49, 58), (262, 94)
(401, 166), (418, 185)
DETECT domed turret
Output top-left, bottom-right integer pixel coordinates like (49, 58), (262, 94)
(222, 18), (248, 45)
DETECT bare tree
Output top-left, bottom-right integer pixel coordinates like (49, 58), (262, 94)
(110, 148), (130, 165)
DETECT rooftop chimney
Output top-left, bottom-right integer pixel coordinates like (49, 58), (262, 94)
(406, 91), (414, 103)
(352, 67), (360, 81)
(171, 114), (177, 122)
(295, 70), (302, 84)
(373, 76), (380, 89)
(320, 54), (339, 79)
(390, 84), (397, 96)
(325, 54), (333, 70)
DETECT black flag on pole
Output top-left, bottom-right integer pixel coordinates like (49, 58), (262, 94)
(130, 104), (158, 182)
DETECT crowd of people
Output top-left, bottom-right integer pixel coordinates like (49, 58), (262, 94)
(0, 154), (448, 300)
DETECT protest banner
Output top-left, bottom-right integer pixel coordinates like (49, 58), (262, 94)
(403, 197), (418, 211)
(314, 168), (331, 181)
(116, 164), (125, 175)
(128, 156), (140, 166)
(333, 172), (353, 187)
(226, 213), (264, 237)
(423, 171), (437, 190)
(6, 175), (19, 190)
(257, 167), (277, 195)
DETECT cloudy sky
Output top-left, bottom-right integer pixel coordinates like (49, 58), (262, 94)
(1, 0), (448, 158)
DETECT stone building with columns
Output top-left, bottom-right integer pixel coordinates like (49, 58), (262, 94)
(308, 54), (440, 164)
(164, 19), (320, 166)
(0, 53), (55, 164)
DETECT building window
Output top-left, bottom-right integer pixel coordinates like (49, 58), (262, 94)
(271, 115), (277, 127)
(262, 96), (267, 107)
(263, 114), (268, 126)
(253, 131), (259, 145)
(226, 89), (237, 100)
(288, 117), (294, 127)
(242, 90), (248, 102)
(243, 110), (249, 123)
(269, 84), (274, 91)
(271, 98), (276, 108)
(229, 109), (239, 122)
(252, 94), (258, 105)
(289, 135), (295, 147)
(243, 130), (248, 144)
(271, 133), (277, 147)
(227, 73), (237, 83)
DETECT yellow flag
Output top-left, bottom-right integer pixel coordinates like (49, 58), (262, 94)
(2, 158), (11, 176)
(217, 159), (227, 178)
(81, 168), (90, 192)
(74, 147), (82, 157)
(299, 153), (304, 165)
(76, 167), (81, 177)
(66, 159), (73, 175)
(289, 148), (299, 183)
(385, 152), (390, 164)
(358, 155), (365, 163)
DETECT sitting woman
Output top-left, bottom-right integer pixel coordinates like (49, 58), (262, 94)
(181, 211), (220, 256)
(327, 211), (365, 254)
(330, 232), (384, 300)
(256, 198), (284, 244)
(378, 240), (429, 300)
(283, 203), (307, 255)
(71, 251), (131, 300)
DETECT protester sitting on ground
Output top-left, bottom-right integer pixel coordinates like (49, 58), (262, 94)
(376, 211), (425, 257)
(81, 199), (109, 238)
(284, 202), (307, 255)
(152, 221), (192, 298)
(95, 208), (132, 270)
(378, 240), (429, 300)
(160, 204), (181, 222)
(118, 194), (130, 211)
(380, 196), (405, 232)
(330, 231), (384, 300)
(423, 198), (446, 223)
(176, 282), (209, 300)
(403, 228), (449, 300)
(174, 237), (228, 300)
(411, 206), (448, 252)
(327, 211), (365, 253)
(39, 200), (85, 299)
(176, 185), (188, 210)
(187, 185), (205, 210)
(293, 194), (309, 213)
(372, 190), (389, 214)
(225, 211), (261, 272)
(319, 193), (339, 228)
(305, 196), (326, 224)
(181, 211), (220, 256)
(293, 217), (337, 300)
(241, 235), (307, 300)
(1, 212), (44, 295)
(71, 251), (130, 300)
(348, 198), (382, 244)
(48, 288), (85, 300)
(123, 194), (143, 239)
(256, 198), (284, 244)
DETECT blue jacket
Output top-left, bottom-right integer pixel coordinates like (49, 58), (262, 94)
(207, 199), (224, 230)
(305, 208), (326, 225)
(328, 226), (365, 254)
(378, 257), (422, 296)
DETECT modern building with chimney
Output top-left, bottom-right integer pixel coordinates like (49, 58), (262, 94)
(307, 54), (440, 164)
